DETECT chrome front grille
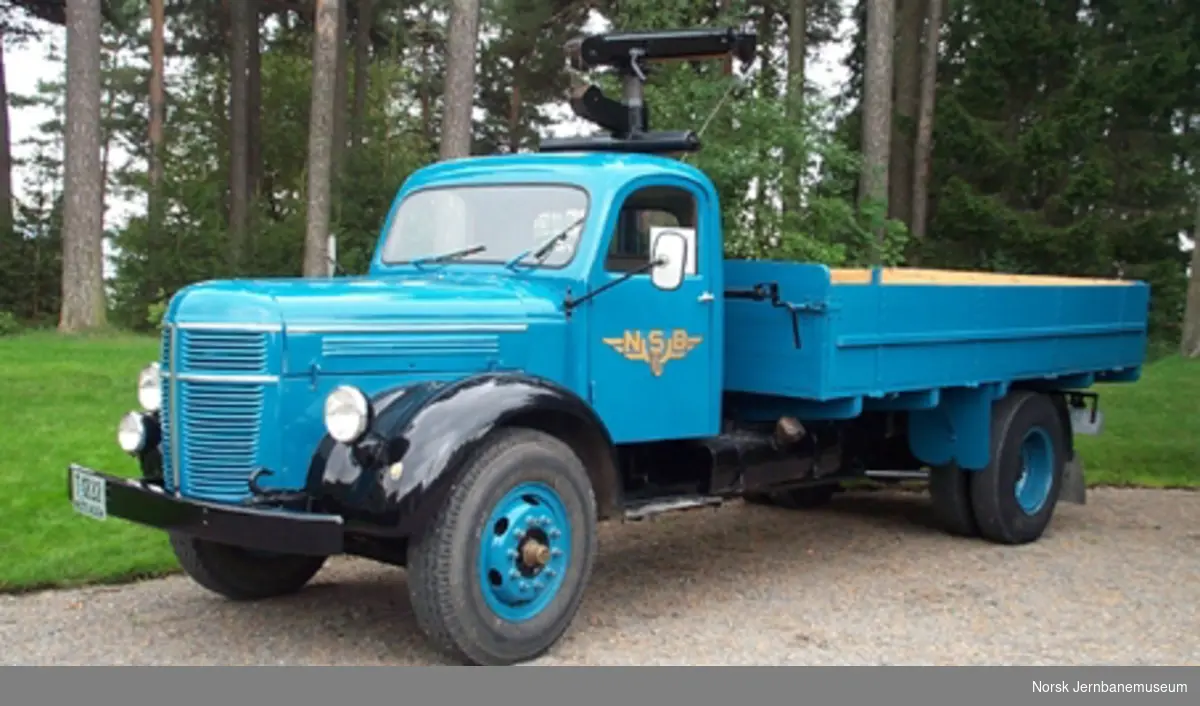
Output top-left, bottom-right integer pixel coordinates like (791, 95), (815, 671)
(180, 329), (269, 371)
(179, 380), (265, 500)
(160, 324), (273, 502)
(160, 328), (174, 491)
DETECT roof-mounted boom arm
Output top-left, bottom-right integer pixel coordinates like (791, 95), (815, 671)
(564, 28), (758, 74)
(540, 27), (758, 155)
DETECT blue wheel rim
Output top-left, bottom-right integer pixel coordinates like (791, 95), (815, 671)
(477, 481), (572, 623)
(1014, 426), (1054, 515)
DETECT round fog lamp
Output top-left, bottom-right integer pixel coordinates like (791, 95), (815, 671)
(324, 385), (371, 444)
(137, 362), (162, 411)
(117, 412), (147, 454)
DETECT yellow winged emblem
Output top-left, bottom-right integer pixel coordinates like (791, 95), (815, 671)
(601, 329), (703, 377)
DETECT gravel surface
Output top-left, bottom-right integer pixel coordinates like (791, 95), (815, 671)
(3, 487), (1198, 666)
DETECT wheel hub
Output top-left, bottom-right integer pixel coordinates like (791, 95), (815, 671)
(478, 482), (572, 622)
(520, 538), (551, 569)
(1014, 426), (1054, 515)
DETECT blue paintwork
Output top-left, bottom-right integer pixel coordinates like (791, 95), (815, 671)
(154, 149), (1149, 507)
(158, 152), (726, 503)
(723, 260), (1148, 470)
(478, 481), (571, 623)
(1015, 426), (1055, 514)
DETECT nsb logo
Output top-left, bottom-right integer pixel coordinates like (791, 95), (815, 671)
(602, 329), (703, 377)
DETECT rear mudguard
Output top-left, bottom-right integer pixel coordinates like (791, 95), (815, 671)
(308, 372), (619, 537)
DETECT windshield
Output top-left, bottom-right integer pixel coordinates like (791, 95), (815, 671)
(379, 184), (589, 268)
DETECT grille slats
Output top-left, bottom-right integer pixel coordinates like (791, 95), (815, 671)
(159, 326), (272, 503)
(180, 329), (269, 372)
(180, 380), (264, 501)
(160, 328), (175, 492)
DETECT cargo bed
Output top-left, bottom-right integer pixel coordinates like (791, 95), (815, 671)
(722, 261), (1149, 420)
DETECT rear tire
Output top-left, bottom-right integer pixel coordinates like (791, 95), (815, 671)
(969, 391), (1066, 545)
(406, 427), (598, 666)
(929, 463), (978, 537)
(169, 535), (327, 601)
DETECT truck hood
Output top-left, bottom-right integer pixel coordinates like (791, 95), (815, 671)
(166, 272), (565, 330)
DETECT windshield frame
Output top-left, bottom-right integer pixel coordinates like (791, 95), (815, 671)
(377, 181), (593, 271)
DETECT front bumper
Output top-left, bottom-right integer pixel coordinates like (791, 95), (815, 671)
(67, 464), (344, 556)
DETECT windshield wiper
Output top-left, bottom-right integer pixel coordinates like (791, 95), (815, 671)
(503, 216), (587, 271)
(410, 243), (487, 270)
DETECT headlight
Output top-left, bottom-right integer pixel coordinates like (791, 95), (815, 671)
(137, 362), (162, 411)
(324, 385), (371, 444)
(117, 412), (147, 454)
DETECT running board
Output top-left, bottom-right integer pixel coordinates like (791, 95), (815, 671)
(622, 494), (724, 521)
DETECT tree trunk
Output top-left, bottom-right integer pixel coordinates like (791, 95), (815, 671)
(331, 0), (348, 181)
(303, 0), (341, 277)
(59, 0), (107, 332)
(859, 0), (894, 216)
(1181, 191), (1200, 358)
(228, 0), (253, 273)
(248, 0), (262, 204)
(350, 0), (375, 149)
(888, 0), (925, 228)
(147, 0), (166, 303)
(782, 0), (807, 217)
(148, 0), (166, 217)
(910, 0), (943, 248)
(0, 27), (13, 241)
(439, 0), (481, 160)
(786, 0), (807, 104)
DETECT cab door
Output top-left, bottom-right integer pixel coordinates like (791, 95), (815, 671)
(585, 179), (719, 444)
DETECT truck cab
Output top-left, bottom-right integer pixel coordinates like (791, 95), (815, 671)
(66, 26), (1149, 667)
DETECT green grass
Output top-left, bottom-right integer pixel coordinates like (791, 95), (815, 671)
(1075, 355), (1200, 488)
(0, 331), (1195, 593)
(0, 331), (178, 592)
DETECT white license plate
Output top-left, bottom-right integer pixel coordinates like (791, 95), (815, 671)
(71, 468), (107, 520)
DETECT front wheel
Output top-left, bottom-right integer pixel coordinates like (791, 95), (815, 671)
(169, 534), (327, 600)
(406, 427), (598, 666)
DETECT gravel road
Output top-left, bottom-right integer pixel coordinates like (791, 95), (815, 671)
(3, 487), (1198, 666)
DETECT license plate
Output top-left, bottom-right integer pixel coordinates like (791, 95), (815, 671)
(71, 468), (107, 520)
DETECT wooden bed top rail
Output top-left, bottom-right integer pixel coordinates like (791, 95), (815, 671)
(828, 267), (1135, 286)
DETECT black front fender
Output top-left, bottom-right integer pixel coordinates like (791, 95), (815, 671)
(309, 373), (619, 537)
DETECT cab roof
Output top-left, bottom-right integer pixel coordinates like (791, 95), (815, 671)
(399, 150), (719, 199)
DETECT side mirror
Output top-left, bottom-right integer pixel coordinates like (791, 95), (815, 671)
(650, 230), (688, 291)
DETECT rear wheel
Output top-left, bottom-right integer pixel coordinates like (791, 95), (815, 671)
(929, 463), (978, 537)
(169, 535), (327, 600)
(969, 391), (1066, 545)
(406, 427), (598, 666)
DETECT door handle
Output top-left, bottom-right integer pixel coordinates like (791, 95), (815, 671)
(698, 292), (714, 303)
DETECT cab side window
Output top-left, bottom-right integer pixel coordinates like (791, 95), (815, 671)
(605, 186), (698, 274)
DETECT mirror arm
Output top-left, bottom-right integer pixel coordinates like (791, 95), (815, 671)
(564, 257), (665, 312)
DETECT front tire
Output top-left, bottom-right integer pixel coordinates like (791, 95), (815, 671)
(169, 534), (327, 600)
(406, 427), (598, 666)
(969, 391), (1067, 545)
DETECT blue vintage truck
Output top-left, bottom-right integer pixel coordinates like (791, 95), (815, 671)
(67, 28), (1149, 665)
